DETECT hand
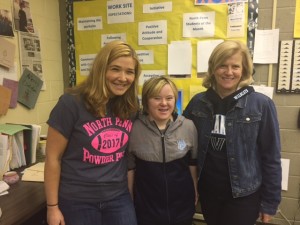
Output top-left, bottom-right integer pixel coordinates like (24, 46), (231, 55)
(47, 206), (65, 225)
(259, 212), (272, 223)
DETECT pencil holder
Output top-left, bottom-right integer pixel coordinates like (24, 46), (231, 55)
(3, 171), (20, 185)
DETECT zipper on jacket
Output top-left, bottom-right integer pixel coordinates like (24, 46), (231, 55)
(156, 123), (172, 224)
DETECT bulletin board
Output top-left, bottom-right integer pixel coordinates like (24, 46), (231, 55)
(67, 0), (250, 109)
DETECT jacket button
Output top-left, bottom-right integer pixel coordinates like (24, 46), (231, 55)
(246, 117), (250, 121)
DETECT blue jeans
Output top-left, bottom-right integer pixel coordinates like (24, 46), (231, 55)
(59, 192), (137, 225)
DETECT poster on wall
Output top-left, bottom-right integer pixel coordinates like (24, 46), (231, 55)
(226, 2), (245, 38)
(0, 9), (14, 37)
(12, 0), (35, 33)
(18, 32), (45, 90)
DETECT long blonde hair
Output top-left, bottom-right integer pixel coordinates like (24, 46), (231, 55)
(68, 40), (141, 119)
(203, 40), (254, 89)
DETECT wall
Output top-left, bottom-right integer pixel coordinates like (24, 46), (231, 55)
(1, 0), (300, 224)
(59, 1), (300, 224)
(58, 1), (300, 224)
(0, 0), (64, 136)
(249, 0), (300, 224)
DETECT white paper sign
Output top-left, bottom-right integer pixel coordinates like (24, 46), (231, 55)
(77, 17), (102, 31)
(253, 29), (279, 64)
(136, 50), (154, 64)
(101, 33), (127, 47)
(281, 158), (290, 191)
(143, 2), (172, 13)
(197, 39), (223, 73)
(79, 54), (96, 76)
(168, 41), (192, 75)
(139, 70), (166, 86)
(107, 0), (134, 24)
(139, 20), (167, 45)
(251, 85), (274, 99)
(183, 12), (215, 38)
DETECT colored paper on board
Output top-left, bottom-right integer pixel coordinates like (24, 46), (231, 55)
(0, 85), (12, 116)
(3, 78), (18, 108)
(17, 68), (43, 109)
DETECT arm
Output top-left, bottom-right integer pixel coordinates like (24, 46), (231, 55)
(44, 126), (68, 225)
(127, 169), (135, 200)
(189, 165), (198, 206)
(126, 146), (136, 200)
(259, 98), (282, 217)
(189, 120), (199, 206)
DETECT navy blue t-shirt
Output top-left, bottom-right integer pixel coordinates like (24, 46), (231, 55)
(47, 93), (134, 202)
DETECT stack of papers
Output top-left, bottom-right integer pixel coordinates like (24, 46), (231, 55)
(22, 162), (44, 182)
(0, 180), (10, 196)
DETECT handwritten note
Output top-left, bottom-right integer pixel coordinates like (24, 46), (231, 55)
(17, 68), (43, 109)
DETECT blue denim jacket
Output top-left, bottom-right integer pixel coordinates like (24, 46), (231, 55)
(183, 89), (282, 215)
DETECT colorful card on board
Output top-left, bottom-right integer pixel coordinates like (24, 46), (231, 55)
(17, 68), (43, 109)
(3, 78), (18, 108)
(0, 85), (12, 116)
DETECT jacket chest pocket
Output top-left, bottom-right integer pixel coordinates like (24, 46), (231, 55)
(236, 114), (262, 140)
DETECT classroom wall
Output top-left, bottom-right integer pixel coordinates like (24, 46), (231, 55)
(58, 1), (300, 224)
(238, 1), (300, 224)
(0, 0), (64, 136)
(1, 0), (300, 224)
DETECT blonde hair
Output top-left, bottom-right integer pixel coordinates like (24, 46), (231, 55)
(141, 76), (178, 114)
(68, 40), (141, 120)
(203, 40), (254, 89)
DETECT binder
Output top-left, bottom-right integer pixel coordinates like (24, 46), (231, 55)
(9, 131), (26, 169)
(21, 124), (41, 164)
(0, 134), (12, 179)
(0, 124), (32, 169)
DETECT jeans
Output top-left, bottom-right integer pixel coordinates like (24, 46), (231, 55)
(59, 192), (137, 225)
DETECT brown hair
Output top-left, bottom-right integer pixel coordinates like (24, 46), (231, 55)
(68, 40), (141, 120)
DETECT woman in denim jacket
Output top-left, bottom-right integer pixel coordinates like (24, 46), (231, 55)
(183, 40), (281, 225)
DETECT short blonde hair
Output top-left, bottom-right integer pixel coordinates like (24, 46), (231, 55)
(203, 40), (254, 89)
(142, 76), (178, 114)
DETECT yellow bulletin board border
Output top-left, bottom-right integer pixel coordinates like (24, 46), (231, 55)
(66, 0), (252, 108)
(294, 0), (300, 38)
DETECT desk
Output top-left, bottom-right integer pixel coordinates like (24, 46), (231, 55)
(0, 177), (45, 225)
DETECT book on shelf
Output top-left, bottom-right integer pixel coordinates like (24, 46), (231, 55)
(0, 123), (41, 171)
